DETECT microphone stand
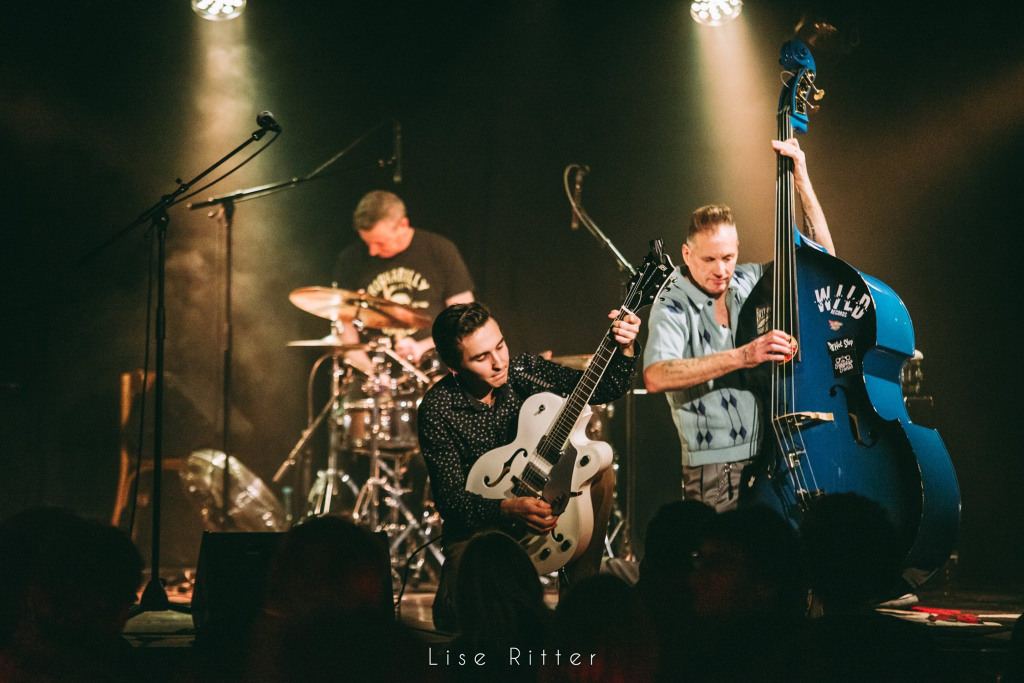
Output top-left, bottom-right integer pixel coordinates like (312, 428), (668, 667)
(186, 118), (398, 520)
(217, 200), (235, 528)
(564, 164), (636, 279)
(83, 123), (277, 617)
(185, 118), (397, 210)
(562, 164), (638, 558)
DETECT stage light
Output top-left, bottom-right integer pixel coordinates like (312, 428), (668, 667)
(192, 0), (246, 21)
(690, 0), (742, 27)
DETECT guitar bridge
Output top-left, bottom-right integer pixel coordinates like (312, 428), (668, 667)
(511, 475), (544, 499)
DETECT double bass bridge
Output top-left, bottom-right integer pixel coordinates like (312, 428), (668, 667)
(774, 411), (834, 431)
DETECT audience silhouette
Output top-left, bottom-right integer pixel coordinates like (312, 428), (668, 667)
(0, 507), (144, 682)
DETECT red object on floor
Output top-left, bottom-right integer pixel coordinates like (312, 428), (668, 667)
(912, 606), (982, 623)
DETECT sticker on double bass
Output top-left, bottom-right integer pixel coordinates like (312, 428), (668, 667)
(827, 337), (860, 378)
(813, 283), (872, 320)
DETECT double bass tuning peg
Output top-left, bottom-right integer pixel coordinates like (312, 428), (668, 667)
(804, 74), (825, 103)
(799, 84), (825, 113)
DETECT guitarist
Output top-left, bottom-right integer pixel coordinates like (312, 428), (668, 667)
(418, 302), (641, 631)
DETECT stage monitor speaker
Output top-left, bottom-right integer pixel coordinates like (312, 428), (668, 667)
(191, 531), (285, 649)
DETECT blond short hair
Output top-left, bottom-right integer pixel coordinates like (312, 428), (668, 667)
(687, 204), (735, 244)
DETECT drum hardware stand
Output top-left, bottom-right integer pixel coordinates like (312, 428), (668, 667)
(274, 320), (364, 518)
(349, 341), (444, 586)
(350, 338), (388, 531)
(367, 454), (445, 580)
(78, 117), (280, 617)
(604, 486), (628, 558)
(307, 350), (361, 517)
(353, 454), (444, 586)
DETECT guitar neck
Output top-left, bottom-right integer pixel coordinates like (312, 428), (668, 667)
(540, 323), (623, 461)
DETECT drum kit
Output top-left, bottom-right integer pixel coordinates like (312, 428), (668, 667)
(273, 285), (445, 586)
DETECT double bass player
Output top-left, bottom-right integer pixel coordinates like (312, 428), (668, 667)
(643, 138), (835, 513)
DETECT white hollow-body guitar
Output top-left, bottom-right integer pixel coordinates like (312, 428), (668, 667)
(465, 242), (673, 574)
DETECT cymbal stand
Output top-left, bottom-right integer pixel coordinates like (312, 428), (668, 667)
(305, 351), (360, 517)
(352, 345), (389, 531)
(274, 320), (359, 518)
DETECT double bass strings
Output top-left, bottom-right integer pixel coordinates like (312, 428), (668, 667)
(771, 102), (819, 507)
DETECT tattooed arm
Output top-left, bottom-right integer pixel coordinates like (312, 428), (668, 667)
(644, 329), (794, 393)
(773, 137), (835, 256)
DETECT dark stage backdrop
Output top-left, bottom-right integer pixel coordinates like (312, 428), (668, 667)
(2, 0), (1022, 587)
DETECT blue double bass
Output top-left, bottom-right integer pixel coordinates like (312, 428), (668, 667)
(736, 41), (961, 587)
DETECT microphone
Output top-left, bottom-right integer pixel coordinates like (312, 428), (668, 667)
(392, 121), (402, 184)
(570, 164), (589, 230)
(256, 111), (282, 133)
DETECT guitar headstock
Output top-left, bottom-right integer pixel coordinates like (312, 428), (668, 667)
(624, 239), (674, 312)
(778, 40), (824, 136)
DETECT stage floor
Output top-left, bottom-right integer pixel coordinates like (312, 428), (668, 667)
(122, 576), (1023, 681)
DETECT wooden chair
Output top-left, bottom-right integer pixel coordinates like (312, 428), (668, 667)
(110, 370), (187, 531)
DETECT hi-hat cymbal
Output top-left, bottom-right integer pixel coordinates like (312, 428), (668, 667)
(286, 335), (371, 351)
(550, 354), (594, 370)
(289, 286), (431, 331)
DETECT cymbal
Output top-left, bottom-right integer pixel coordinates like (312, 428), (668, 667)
(179, 449), (286, 533)
(550, 353), (594, 370)
(286, 335), (371, 351)
(289, 286), (431, 331)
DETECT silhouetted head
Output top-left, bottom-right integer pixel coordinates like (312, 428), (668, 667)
(800, 492), (903, 613)
(689, 504), (805, 624)
(454, 530), (547, 650)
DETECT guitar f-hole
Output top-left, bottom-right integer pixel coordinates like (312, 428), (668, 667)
(484, 448), (526, 487)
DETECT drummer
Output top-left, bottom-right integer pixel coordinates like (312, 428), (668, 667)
(332, 191), (475, 363)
